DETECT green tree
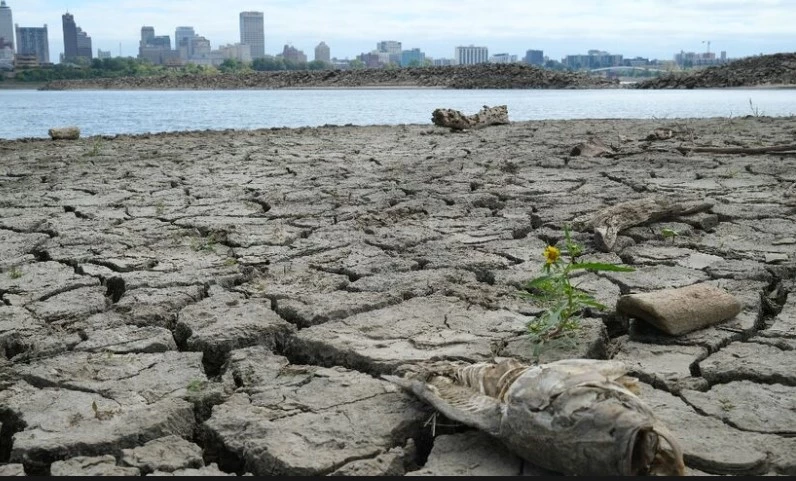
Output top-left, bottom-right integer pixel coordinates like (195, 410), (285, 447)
(252, 57), (285, 71)
(349, 58), (365, 70)
(307, 60), (328, 70)
(219, 58), (249, 73)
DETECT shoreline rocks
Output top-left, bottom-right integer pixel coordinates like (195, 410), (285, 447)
(636, 52), (796, 89)
(39, 64), (618, 91)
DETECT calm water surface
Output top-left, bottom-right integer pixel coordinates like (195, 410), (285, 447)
(1, 88), (795, 139)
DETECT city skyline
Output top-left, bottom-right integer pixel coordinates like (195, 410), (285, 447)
(6, 0), (795, 63)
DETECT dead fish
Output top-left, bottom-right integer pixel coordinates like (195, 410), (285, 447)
(384, 358), (685, 476)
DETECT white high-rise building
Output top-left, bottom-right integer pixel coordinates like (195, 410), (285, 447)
(0, 0), (13, 52)
(315, 41), (330, 63)
(455, 45), (488, 65)
(239, 11), (264, 59)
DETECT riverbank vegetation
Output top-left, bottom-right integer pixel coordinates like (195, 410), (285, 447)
(12, 57), (337, 83)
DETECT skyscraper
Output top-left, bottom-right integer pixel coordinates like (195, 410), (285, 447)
(239, 12), (264, 59)
(15, 24), (49, 63)
(62, 12), (92, 61)
(76, 28), (92, 59)
(0, 1), (13, 52)
(175, 26), (195, 59)
(62, 13), (77, 60)
(314, 41), (330, 63)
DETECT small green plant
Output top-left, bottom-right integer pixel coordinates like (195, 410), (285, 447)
(154, 201), (166, 215)
(84, 137), (103, 157)
(190, 231), (218, 252)
(661, 228), (679, 242)
(7, 265), (23, 279)
(748, 98), (763, 118)
(718, 398), (735, 412)
(224, 257), (238, 267)
(522, 227), (634, 359)
(186, 379), (207, 393)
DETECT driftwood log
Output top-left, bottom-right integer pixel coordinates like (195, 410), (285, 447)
(385, 358), (685, 476)
(677, 143), (796, 155)
(581, 196), (713, 252)
(48, 127), (81, 140)
(432, 105), (509, 131)
(570, 137), (614, 157)
(617, 283), (742, 336)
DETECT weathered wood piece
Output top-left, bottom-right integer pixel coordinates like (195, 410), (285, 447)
(432, 105), (509, 131)
(48, 127), (81, 140)
(570, 137), (614, 157)
(583, 196), (714, 252)
(677, 143), (796, 155)
(617, 283), (742, 336)
(385, 358), (685, 476)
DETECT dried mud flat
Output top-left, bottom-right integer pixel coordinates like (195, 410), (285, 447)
(0, 116), (794, 476)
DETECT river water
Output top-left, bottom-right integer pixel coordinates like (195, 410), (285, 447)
(1, 88), (795, 139)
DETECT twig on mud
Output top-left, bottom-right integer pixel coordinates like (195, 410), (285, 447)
(677, 143), (796, 155)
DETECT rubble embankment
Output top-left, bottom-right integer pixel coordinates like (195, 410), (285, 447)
(39, 63), (618, 90)
(0, 116), (794, 476)
(636, 52), (796, 89)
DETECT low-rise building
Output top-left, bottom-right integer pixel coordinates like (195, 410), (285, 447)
(455, 45), (488, 65)
(400, 48), (424, 67)
(282, 44), (307, 64)
(490, 53), (517, 64)
(564, 50), (623, 69)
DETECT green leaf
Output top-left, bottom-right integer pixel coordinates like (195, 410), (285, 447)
(569, 262), (635, 272)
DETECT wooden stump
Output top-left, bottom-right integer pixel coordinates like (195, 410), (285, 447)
(432, 105), (509, 131)
(48, 127), (81, 140)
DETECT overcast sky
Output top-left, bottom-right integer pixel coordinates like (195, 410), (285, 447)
(9, 0), (795, 62)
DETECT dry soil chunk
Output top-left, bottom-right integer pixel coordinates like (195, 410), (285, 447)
(121, 435), (204, 474)
(203, 346), (428, 476)
(289, 296), (528, 374)
(50, 455), (141, 476)
(699, 341), (796, 386)
(612, 339), (708, 393)
(406, 431), (524, 476)
(175, 289), (295, 370)
(681, 381), (796, 435)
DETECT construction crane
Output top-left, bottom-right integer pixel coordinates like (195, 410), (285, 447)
(702, 40), (711, 55)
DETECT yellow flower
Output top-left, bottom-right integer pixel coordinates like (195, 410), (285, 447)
(543, 246), (561, 265)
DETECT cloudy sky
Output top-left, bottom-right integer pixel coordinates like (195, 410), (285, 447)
(9, 0), (795, 62)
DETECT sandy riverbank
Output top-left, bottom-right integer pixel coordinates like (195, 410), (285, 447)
(0, 117), (794, 476)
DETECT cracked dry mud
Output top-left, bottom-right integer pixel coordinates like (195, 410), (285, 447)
(0, 116), (794, 476)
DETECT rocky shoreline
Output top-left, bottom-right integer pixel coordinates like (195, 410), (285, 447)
(39, 64), (618, 91)
(0, 116), (794, 476)
(636, 52), (796, 89)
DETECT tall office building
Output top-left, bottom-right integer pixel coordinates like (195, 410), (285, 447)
(62, 12), (91, 61)
(76, 28), (92, 59)
(455, 45), (488, 65)
(314, 41), (330, 63)
(175, 26), (195, 59)
(377, 40), (401, 65)
(0, 1), (13, 52)
(15, 24), (49, 63)
(239, 12), (264, 59)
(524, 49), (544, 66)
(140, 26), (155, 46)
(62, 13), (77, 60)
(138, 26), (176, 65)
